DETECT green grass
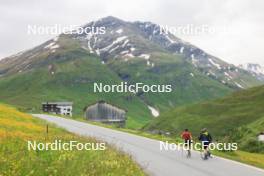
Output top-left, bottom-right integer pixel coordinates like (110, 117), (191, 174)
(213, 150), (264, 169)
(145, 85), (264, 137)
(144, 85), (264, 155)
(227, 116), (264, 153)
(0, 104), (146, 176)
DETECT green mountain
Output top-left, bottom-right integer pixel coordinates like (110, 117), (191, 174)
(144, 85), (264, 152)
(0, 35), (151, 128)
(0, 17), (262, 128)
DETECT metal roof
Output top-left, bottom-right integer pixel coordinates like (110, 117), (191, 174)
(42, 102), (73, 106)
(84, 100), (127, 112)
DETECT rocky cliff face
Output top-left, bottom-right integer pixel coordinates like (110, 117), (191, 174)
(238, 63), (264, 81)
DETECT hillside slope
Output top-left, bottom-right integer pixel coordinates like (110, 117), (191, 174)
(0, 35), (152, 128)
(145, 85), (264, 141)
(0, 104), (145, 175)
(229, 115), (264, 153)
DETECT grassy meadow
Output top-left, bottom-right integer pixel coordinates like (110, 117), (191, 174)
(0, 104), (146, 176)
(144, 85), (264, 148)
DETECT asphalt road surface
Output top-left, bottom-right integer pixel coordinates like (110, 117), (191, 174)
(33, 114), (264, 176)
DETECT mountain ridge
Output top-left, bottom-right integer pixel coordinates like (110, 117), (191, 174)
(238, 63), (264, 81)
(0, 16), (263, 128)
(1, 16), (261, 89)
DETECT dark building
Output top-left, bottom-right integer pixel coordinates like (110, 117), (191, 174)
(84, 100), (126, 127)
(42, 102), (73, 116)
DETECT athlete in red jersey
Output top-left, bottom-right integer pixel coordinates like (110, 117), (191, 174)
(181, 129), (192, 157)
(181, 129), (192, 146)
(181, 129), (192, 142)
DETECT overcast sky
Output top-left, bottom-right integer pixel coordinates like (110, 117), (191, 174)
(0, 0), (263, 65)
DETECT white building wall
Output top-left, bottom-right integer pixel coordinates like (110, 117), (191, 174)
(258, 134), (264, 142)
(57, 105), (72, 116)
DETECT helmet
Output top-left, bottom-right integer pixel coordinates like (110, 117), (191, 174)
(201, 128), (207, 132)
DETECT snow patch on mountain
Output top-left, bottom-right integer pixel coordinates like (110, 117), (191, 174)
(238, 63), (264, 81)
(130, 47), (136, 51)
(139, 54), (150, 60)
(100, 36), (128, 52)
(116, 29), (123, 34)
(235, 82), (244, 89)
(147, 61), (150, 66)
(44, 42), (55, 49)
(44, 41), (60, 53)
(123, 53), (135, 58)
(224, 72), (233, 80)
(238, 63), (264, 75)
(53, 37), (58, 42)
(148, 106), (159, 117)
(109, 45), (120, 53)
(95, 48), (100, 55)
(120, 50), (129, 55)
(208, 58), (221, 69)
(165, 35), (175, 43)
(122, 39), (129, 47)
(180, 47), (184, 53)
(87, 41), (94, 53)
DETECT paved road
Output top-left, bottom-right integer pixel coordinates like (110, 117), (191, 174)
(33, 114), (264, 176)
